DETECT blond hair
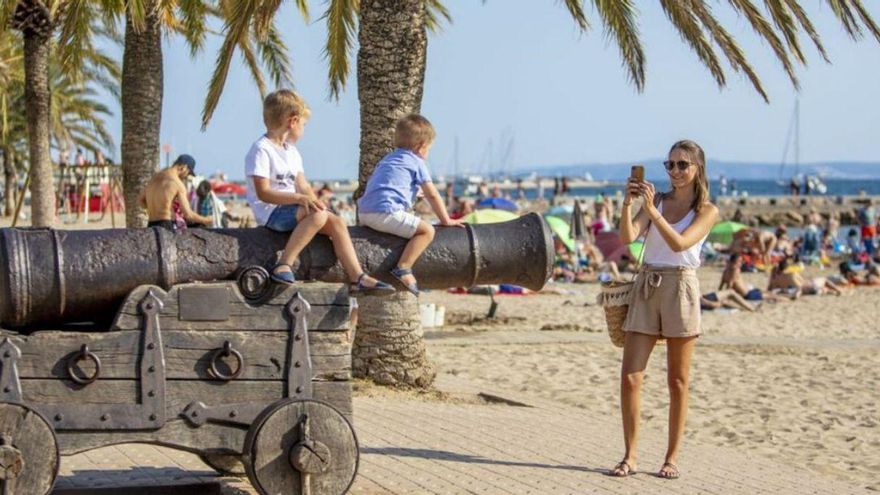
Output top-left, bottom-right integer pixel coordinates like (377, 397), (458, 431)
(394, 114), (436, 150)
(263, 89), (311, 129)
(668, 139), (710, 212)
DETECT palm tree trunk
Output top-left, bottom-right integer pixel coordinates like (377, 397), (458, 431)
(22, 31), (54, 227)
(353, 292), (436, 388)
(353, 0), (434, 389)
(356, 0), (427, 190)
(121, 3), (163, 228)
(2, 147), (16, 217)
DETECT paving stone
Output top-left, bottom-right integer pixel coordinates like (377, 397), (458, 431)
(54, 386), (870, 495)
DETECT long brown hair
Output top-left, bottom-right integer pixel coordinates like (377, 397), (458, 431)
(668, 139), (710, 212)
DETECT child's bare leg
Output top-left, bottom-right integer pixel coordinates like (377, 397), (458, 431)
(319, 213), (384, 287)
(396, 221), (435, 286)
(276, 209), (328, 274)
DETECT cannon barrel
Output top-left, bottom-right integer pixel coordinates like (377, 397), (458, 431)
(0, 213), (553, 329)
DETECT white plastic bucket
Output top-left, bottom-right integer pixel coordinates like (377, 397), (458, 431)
(419, 303), (436, 327)
(433, 305), (445, 327)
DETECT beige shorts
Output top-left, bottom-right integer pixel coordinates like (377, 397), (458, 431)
(623, 266), (701, 338)
(359, 211), (421, 239)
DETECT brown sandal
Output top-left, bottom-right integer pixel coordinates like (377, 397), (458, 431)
(658, 462), (680, 479)
(609, 460), (636, 477)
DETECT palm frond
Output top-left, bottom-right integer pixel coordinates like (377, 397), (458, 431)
(561, 0), (590, 31)
(239, 34), (267, 98)
(687, 0), (771, 100)
(658, 0), (725, 89)
(762, 0), (806, 64)
(781, 0), (829, 62)
(254, 0), (284, 41)
(593, 0), (645, 90)
(846, 0), (880, 42)
(323, 0), (358, 100)
(257, 21), (294, 88)
(727, 0), (804, 76)
(57, 0), (97, 74)
(202, 0), (259, 129)
(179, 0), (210, 56)
(425, 0), (451, 33)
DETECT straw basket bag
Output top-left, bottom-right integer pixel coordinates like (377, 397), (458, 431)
(597, 281), (634, 347)
(598, 223), (649, 348)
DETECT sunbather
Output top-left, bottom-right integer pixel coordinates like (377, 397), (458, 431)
(700, 289), (758, 312)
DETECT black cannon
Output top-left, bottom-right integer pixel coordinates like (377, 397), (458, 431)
(0, 213), (553, 330)
(0, 214), (553, 494)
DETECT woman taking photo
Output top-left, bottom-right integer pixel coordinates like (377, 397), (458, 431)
(610, 140), (719, 479)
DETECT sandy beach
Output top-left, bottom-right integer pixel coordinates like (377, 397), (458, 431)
(421, 265), (880, 491)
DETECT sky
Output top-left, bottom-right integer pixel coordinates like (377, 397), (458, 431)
(96, 1), (880, 180)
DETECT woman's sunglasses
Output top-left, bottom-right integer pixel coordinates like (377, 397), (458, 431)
(663, 160), (693, 172)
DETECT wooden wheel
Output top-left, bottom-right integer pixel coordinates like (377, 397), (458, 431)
(244, 399), (358, 495)
(0, 402), (60, 495)
(199, 452), (246, 476)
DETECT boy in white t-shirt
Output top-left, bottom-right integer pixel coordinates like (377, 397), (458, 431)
(245, 90), (393, 294)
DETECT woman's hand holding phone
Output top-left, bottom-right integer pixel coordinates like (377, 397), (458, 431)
(624, 165), (645, 206)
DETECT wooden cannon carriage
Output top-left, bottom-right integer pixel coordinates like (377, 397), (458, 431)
(0, 277), (358, 495)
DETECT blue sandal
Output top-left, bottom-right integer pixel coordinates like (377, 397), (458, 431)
(391, 267), (420, 295)
(270, 263), (296, 285)
(350, 273), (395, 296)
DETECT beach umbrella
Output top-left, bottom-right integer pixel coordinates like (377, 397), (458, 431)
(213, 182), (246, 196)
(462, 209), (518, 224)
(569, 200), (587, 241)
(708, 221), (749, 245)
(544, 215), (575, 252)
(476, 197), (518, 211)
(629, 240), (645, 260)
(547, 204), (574, 217)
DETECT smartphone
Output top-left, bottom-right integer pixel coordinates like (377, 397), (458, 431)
(630, 165), (645, 182)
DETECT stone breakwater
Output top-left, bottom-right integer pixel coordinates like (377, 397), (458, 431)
(713, 194), (879, 227)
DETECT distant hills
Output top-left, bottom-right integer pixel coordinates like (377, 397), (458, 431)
(512, 160), (880, 181)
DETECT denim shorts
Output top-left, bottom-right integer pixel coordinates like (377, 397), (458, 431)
(265, 204), (300, 232)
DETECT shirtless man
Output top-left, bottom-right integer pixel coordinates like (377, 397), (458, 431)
(730, 227), (777, 266)
(138, 154), (212, 230)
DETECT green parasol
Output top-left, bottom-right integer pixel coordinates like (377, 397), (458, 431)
(629, 240), (645, 260)
(462, 209), (518, 224)
(708, 221), (749, 245)
(544, 215), (575, 252)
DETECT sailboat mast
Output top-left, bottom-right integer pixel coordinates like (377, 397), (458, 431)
(794, 99), (800, 177)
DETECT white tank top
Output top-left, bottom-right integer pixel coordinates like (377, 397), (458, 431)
(643, 202), (707, 268)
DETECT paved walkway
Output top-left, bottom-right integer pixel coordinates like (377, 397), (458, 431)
(55, 378), (870, 494)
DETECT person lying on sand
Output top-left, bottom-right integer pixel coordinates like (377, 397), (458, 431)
(700, 289), (758, 312)
(800, 276), (845, 296)
(839, 261), (880, 286)
(719, 254), (788, 303)
(767, 258), (802, 300)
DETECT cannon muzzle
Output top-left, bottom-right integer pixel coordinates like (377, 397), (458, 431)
(0, 213), (553, 329)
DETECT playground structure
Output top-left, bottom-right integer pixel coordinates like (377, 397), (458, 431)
(10, 163), (125, 227)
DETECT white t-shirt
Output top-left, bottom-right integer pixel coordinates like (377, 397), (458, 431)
(244, 135), (304, 225)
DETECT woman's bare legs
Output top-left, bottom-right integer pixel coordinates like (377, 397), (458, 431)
(661, 336), (698, 477)
(612, 331), (658, 475)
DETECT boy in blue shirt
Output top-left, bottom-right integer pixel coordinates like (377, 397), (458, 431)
(358, 114), (461, 294)
(245, 90), (393, 294)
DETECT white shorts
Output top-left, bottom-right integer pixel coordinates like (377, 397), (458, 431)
(359, 211), (421, 239)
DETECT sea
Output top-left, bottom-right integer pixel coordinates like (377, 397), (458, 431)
(509, 179), (880, 200)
